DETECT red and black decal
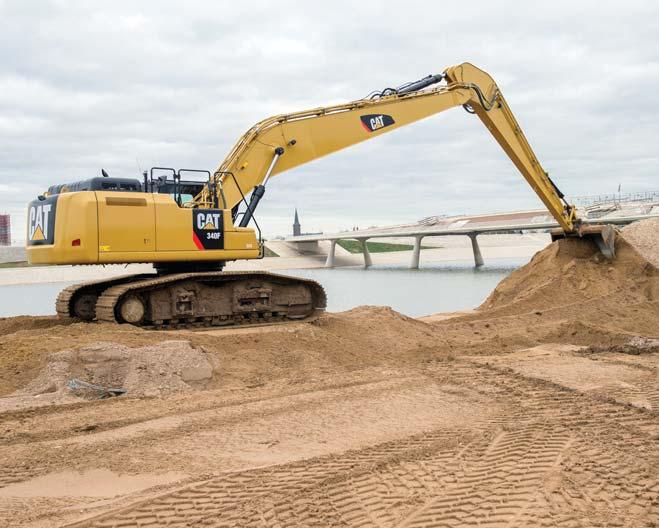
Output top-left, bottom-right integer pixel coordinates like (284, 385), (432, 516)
(360, 114), (395, 132)
(193, 210), (224, 250)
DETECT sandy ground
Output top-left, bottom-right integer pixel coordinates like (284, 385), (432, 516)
(0, 221), (657, 527)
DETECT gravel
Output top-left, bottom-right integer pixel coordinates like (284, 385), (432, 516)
(621, 217), (659, 267)
(19, 340), (213, 401)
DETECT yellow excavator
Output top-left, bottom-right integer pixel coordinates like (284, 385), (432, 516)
(26, 62), (614, 328)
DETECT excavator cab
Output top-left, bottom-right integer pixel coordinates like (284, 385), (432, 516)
(145, 168), (209, 206)
(46, 176), (143, 195)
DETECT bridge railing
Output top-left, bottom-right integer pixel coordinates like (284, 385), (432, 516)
(572, 191), (659, 207)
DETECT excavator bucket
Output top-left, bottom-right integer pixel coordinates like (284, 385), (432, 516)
(550, 224), (616, 259)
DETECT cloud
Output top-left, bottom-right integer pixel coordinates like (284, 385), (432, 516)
(1, 0), (658, 243)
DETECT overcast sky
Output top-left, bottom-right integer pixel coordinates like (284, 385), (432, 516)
(1, 0), (658, 242)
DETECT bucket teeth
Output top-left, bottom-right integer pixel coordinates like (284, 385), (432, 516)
(582, 224), (616, 259)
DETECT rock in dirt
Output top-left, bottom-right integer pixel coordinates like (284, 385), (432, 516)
(585, 336), (659, 355)
(17, 340), (213, 402)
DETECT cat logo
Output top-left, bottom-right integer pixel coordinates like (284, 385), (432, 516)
(197, 212), (222, 231)
(360, 113), (395, 133)
(27, 197), (57, 246)
(192, 210), (224, 250)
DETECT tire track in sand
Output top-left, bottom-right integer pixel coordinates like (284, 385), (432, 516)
(56, 355), (658, 527)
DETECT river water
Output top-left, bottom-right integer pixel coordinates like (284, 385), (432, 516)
(0, 259), (524, 318)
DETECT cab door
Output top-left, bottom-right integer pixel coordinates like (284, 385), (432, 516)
(96, 192), (155, 253)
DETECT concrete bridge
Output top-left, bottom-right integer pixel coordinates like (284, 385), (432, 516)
(284, 210), (658, 269)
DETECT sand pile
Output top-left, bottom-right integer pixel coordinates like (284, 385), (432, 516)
(15, 340), (213, 402)
(621, 217), (659, 266)
(0, 306), (438, 405)
(426, 221), (658, 352)
(187, 305), (439, 388)
(480, 228), (657, 317)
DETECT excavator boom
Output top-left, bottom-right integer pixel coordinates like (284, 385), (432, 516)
(198, 62), (577, 233)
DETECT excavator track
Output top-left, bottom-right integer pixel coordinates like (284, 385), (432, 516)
(56, 273), (156, 321)
(57, 271), (327, 330)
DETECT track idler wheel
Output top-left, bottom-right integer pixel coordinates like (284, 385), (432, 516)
(72, 293), (98, 321)
(118, 295), (146, 325)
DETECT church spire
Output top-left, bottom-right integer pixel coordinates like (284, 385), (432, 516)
(293, 208), (301, 236)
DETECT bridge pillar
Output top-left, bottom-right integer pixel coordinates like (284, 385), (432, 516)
(357, 238), (372, 268)
(468, 233), (484, 267)
(410, 235), (424, 269)
(325, 239), (337, 268)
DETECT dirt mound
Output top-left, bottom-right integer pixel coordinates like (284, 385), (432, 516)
(186, 305), (438, 389)
(0, 321), (162, 398)
(621, 217), (659, 266)
(424, 229), (658, 354)
(0, 306), (439, 402)
(0, 315), (71, 336)
(326, 305), (430, 331)
(481, 233), (657, 316)
(8, 340), (213, 408)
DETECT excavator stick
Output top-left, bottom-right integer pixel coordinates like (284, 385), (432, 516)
(550, 224), (616, 259)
